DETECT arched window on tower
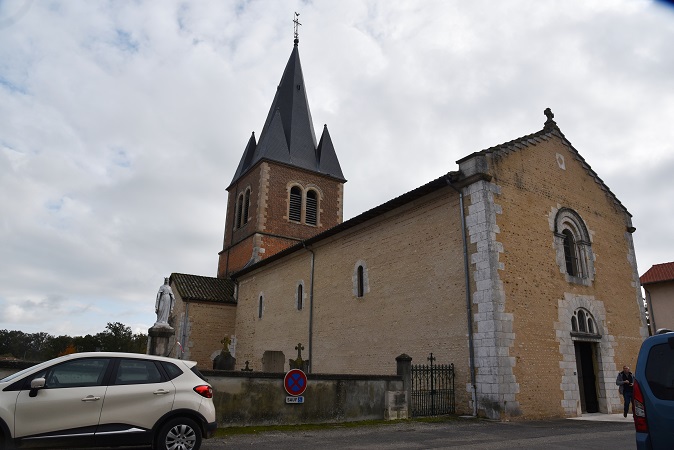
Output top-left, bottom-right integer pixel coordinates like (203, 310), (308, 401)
(306, 190), (318, 226)
(235, 193), (244, 229)
(242, 188), (251, 225)
(289, 186), (302, 222)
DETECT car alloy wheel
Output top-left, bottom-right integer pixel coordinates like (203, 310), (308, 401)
(158, 417), (201, 450)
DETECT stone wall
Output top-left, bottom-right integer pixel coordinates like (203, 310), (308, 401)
(203, 370), (406, 426)
(171, 296), (237, 369)
(460, 133), (647, 419)
(233, 188), (473, 415)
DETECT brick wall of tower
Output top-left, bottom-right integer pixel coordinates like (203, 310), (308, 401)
(218, 161), (344, 277)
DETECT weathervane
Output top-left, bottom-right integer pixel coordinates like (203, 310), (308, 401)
(293, 12), (302, 44)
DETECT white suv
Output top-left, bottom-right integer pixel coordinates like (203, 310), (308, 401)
(0, 352), (217, 450)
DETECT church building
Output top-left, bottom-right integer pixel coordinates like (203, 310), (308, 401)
(168, 36), (647, 420)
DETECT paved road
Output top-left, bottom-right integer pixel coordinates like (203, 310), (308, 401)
(204, 418), (635, 450)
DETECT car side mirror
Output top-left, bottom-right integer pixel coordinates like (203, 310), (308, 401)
(29, 377), (46, 397)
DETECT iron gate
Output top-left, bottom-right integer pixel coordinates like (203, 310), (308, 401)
(410, 353), (455, 417)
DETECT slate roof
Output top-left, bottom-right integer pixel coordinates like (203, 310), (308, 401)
(640, 262), (674, 285)
(170, 273), (236, 304)
(229, 42), (345, 188)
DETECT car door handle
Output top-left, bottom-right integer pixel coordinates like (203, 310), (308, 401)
(81, 395), (101, 402)
(153, 389), (171, 395)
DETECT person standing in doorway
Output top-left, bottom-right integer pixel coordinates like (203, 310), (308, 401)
(616, 365), (634, 417)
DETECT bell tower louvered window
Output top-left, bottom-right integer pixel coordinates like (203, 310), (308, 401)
(306, 190), (318, 226)
(289, 186), (302, 222)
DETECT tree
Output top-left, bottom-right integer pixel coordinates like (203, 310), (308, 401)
(73, 334), (101, 352)
(96, 322), (147, 353)
(0, 323), (148, 361)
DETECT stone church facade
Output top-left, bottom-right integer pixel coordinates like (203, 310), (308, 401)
(168, 39), (647, 420)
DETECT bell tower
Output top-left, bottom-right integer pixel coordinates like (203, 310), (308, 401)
(217, 29), (346, 277)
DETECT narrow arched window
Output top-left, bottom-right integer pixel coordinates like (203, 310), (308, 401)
(242, 189), (250, 225)
(554, 208), (593, 284)
(297, 284), (303, 311)
(571, 316), (578, 332)
(578, 310), (587, 332)
(235, 194), (244, 229)
(306, 190), (318, 226)
(258, 295), (264, 319)
(289, 186), (302, 222)
(357, 265), (364, 298)
(562, 229), (577, 276)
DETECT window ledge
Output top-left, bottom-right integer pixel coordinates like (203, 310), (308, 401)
(570, 331), (602, 341)
(566, 275), (592, 286)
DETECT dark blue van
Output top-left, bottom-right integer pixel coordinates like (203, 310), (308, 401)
(634, 329), (674, 449)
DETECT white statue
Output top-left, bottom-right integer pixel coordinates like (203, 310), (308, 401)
(155, 277), (175, 326)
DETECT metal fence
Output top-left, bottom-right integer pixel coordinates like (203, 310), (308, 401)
(410, 353), (455, 417)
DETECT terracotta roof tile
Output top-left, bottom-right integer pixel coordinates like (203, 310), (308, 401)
(640, 262), (674, 285)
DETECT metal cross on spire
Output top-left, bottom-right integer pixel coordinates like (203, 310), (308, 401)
(293, 12), (302, 45)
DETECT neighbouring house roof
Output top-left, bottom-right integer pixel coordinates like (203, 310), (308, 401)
(228, 41), (345, 188)
(640, 262), (674, 285)
(170, 273), (236, 304)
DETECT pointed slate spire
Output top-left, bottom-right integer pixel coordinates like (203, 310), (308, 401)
(317, 124), (344, 179)
(229, 41), (346, 187)
(230, 132), (257, 183)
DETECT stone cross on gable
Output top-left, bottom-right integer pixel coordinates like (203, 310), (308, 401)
(544, 107), (558, 130)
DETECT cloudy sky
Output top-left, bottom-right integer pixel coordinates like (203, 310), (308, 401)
(1, 0), (673, 337)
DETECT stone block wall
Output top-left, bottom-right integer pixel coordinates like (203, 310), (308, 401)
(171, 297), (237, 369)
(204, 370), (406, 427)
(234, 187), (473, 415)
(461, 133), (647, 419)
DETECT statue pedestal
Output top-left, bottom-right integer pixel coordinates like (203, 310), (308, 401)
(147, 324), (175, 357)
